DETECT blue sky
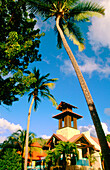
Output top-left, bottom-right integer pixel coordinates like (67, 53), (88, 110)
(0, 0), (110, 142)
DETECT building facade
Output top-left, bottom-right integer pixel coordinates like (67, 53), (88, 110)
(44, 101), (102, 169)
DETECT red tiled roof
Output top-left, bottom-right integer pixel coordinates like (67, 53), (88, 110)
(90, 136), (100, 145)
(52, 109), (83, 119)
(22, 151), (47, 160)
(30, 142), (42, 148)
(69, 134), (95, 149)
(91, 136), (110, 149)
(47, 133), (67, 144)
(54, 133), (68, 142)
(30, 151), (47, 160)
(69, 134), (82, 143)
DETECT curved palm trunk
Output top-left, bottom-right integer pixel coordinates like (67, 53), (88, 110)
(56, 15), (110, 170)
(24, 97), (34, 170)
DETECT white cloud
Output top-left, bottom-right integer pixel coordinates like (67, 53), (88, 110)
(60, 60), (75, 75)
(60, 53), (110, 78)
(34, 16), (55, 32)
(41, 135), (51, 139)
(56, 53), (64, 61)
(43, 58), (50, 64)
(104, 108), (110, 116)
(0, 118), (22, 143)
(87, 0), (110, 51)
(79, 122), (110, 137)
(0, 118), (22, 134)
(0, 136), (7, 143)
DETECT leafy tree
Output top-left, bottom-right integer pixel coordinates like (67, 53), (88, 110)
(24, 67), (58, 170)
(25, 0), (110, 169)
(106, 134), (110, 143)
(0, 148), (22, 170)
(0, 129), (35, 170)
(0, 0), (44, 105)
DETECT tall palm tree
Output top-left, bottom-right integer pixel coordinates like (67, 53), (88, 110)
(24, 67), (58, 170)
(26, 1), (110, 169)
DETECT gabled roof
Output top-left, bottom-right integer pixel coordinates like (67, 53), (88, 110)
(90, 136), (100, 146)
(91, 136), (110, 150)
(30, 142), (42, 148)
(47, 133), (67, 144)
(55, 133), (68, 142)
(69, 134), (82, 143)
(52, 109), (83, 119)
(47, 133), (96, 149)
(69, 133), (94, 147)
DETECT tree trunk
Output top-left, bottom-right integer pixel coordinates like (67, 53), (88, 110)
(56, 15), (110, 170)
(24, 97), (34, 170)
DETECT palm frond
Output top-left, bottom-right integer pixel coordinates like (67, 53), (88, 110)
(74, 11), (103, 22)
(28, 92), (33, 102)
(43, 82), (55, 89)
(70, 1), (105, 19)
(43, 92), (58, 107)
(27, 0), (53, 17)
(63, 23), (85, 51)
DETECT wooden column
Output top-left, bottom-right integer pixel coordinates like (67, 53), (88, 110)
(87, 147), (89, 156)
(72, 117), (74, 127)
(64, 116), (67, 127)
(73, 117), (77, 129)
(59, 118), (62, 129)
(68, 115), (71, 127)
(64, 115), (71, 127)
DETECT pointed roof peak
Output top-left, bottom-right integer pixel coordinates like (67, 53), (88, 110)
(57, 101), (78, 111)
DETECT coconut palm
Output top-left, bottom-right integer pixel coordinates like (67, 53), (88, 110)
(26, 1), (110, 169)
(24, 67), (57, 170)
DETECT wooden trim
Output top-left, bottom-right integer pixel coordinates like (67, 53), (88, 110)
(59, 118), (62, 129)
(73, 117), (77, 129)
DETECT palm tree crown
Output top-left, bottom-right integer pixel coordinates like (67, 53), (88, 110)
(27, 0), (104, 50)
(28, 67), (58, 110)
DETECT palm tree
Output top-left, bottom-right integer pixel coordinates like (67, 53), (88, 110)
(10, 129), (36, 170)
(45, 141), (77, 169)
(26, 1), (110, 169)
(24, 67), (58, 170)
(55, 141), (77, 168)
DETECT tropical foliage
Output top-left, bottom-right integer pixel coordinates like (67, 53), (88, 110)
(0, 129), (35, 170)
(45, 141), (78, 168)
(0, 148), (22, 170)
(24, 67), (58, 170)
(25, 1), (110, 169)
(0, 0), (44, 105)
(106, 134), (110, 143)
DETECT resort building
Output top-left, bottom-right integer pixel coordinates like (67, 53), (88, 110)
(44, 101), (103, 169)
